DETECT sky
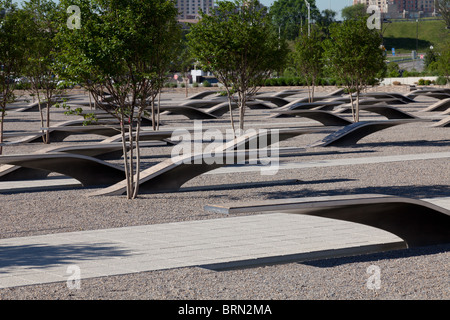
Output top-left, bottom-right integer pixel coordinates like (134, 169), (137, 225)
(12, 0), (351, 20)
(260, 0), (350, 20)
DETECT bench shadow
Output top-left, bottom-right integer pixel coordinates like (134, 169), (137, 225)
(259, 184), (450, 199)
(0, 243), (131, 273)
(300, 243), (450, 268)
(353, 139), (450, 148)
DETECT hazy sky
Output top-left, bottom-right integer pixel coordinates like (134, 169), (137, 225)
(12, 0), (351, 19)
(260, 0), (350, 20)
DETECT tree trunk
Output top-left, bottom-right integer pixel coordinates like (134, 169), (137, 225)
(120, 118), (132, 199)
(45, 102), (51, 144)
(355, 88), (360, 123)
(132, 114), (142, 199)
(128, 120), (134, 199)
(157, 90), (161, 131)
(151, 96), (156, 131)
(349, 89), (356, 122)
(0, 110), (4, 155)
(239, 92), (246, 131)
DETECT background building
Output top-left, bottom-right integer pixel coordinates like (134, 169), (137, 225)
(353, 0), (436, 18)
(176, 0), (215, 20)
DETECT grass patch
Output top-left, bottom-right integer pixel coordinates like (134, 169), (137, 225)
(382, 20), (448, 53)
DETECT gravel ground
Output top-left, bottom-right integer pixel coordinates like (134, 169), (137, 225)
(0, 85), (449, 300)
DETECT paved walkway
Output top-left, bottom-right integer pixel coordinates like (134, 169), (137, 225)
(0, 212), (406, 289)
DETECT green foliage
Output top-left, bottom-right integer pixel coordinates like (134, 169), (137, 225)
(202, 80), (211, 87)
(436, 0), (450, 29)
(436, 76), (448, 85)
(56, 0), (181, 199)
(269, 0), (321, 41)
(323, 18), (387, 121)
(436, 38), (450, 82)
(292, 25), (324, 101)
(341, 4), (367, 21)
(187, 0), (288, 129)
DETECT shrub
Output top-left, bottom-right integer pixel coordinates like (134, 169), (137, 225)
(192, 82), (199, 87)
(436, 76), (448, 85)
(392, 81), (402, 86)
(202, 80), (211, 87)
(418, 79), (425, 85)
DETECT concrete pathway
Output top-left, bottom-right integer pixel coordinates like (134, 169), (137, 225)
(0, 212), (405, 289)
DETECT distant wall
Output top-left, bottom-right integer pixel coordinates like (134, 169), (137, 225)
(381, 76), (438, 85)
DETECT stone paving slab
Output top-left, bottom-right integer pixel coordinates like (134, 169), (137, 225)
(0, 212), (406, 289)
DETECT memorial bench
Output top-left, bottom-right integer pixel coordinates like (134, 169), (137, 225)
(204, 194), (450, 248)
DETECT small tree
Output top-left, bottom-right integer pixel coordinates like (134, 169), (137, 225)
(188, 0), (287, 131)
(22, 0), (62, 144)
(341, 3), (367, 21)
(436, 38), (450, 84)
(270, 0), (321, 41)
(56, 0), (181, 199)
(292, 25), (324, 103)
(436, 0), (450, 29)
(323, 18), (386, 122)
(0, 1), (30, 154)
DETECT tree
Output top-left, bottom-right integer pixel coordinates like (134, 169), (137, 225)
(436, 38), (450, 83)
(316, 9), (336, 36)
(188, 0), (288, 131)
(436, 0), (450, 29)
(341, 3), (367, 21)
(0, 1), (31, 154)
(323, 18), (386, 122)
(270, 0), (320, 41)
(22, 0), (62, 144)
(56, 0), (182, 199)
(292, 24), (324, 102)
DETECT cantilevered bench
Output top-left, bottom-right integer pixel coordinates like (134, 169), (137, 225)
(332, 104), (419, 120)
(407, 92), (450, 100)
(431, 116), (450, 128)
(203, 194), (450, 248)
(185, 90), (220, 100)
(0, 153), (125, 186)
(267, 110), (353, 126)
(274, 101), (346, 112)
(2, 119), (122, 144)
(309, 119), (422, 147)
(89, 127), (330, 196)
(359, 92), (417, 104)
(420, 98), (450, 113)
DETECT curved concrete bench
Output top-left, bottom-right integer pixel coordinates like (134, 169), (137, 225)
(7, 99), (64, 112)
(431, 116), (450, 128)
(408, 92), (450, 100)
(333, 104), (418, 120)
(203, 194), (450, 248)
(90, 127), (329, 196)
(252, 96), (291, 108)
(157, 106), (218, 120)
(309, 119), (421, 147)
(185, 91), (220, 100)
(421, 98), (450, 112)
(3, 119), (121, 144)
(0, 153), (125, 186)
(273, 101), (345, 113)
(360, 92), (416, 104)
(0, 131), (180, 181)
(268, 110), (353, 126)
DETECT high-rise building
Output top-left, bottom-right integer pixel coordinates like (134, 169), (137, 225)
(392, 0), (435, 14)
(353, 0), (435, 16)
(176, 0), (215, 20)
